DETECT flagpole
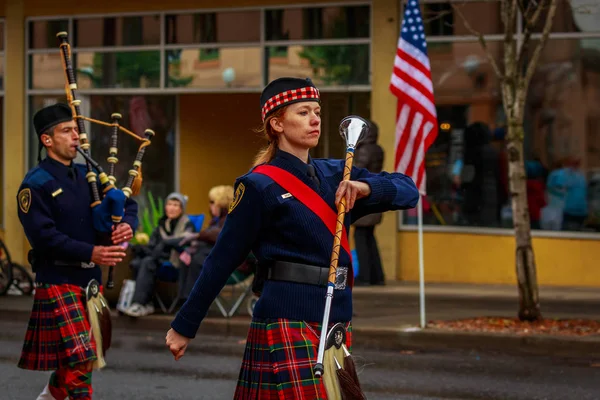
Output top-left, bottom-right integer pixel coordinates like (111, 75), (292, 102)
(417, 195), (425, 328)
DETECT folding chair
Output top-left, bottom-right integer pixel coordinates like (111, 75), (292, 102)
(153, 213), (205, 314)
(213, 263), (256, 318)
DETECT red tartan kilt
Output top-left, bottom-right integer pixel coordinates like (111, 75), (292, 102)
(18, 283), (98, 371)
(234, 318), (352, 400)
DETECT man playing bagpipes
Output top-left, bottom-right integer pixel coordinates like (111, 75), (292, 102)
(16, 103), (139, 400)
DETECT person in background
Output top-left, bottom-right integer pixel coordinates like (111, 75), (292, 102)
(352, 120), (385, 286)
(178, 185), (234, 300)
(124, 192), (195, 317)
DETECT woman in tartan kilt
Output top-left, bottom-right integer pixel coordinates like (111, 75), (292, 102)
(17, 104), (138, 399)
(166, 77), (419, 399)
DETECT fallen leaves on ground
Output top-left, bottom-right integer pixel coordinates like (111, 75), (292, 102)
(427, 317), (600, 337)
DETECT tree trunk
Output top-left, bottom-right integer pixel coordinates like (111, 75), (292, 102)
(506, 121), (541, 321)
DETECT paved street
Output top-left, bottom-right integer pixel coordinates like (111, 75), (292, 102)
(1, 320), (599, 399)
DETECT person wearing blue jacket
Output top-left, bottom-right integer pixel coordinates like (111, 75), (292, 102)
(165, 77), (419, 399)
(17, 103), (138, 400)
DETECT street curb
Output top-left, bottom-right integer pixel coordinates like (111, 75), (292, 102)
(3, 308), (600, 358)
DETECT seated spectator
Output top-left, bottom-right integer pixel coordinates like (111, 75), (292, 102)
(177, 185), (234, 300)
(123, 192), (195, 317)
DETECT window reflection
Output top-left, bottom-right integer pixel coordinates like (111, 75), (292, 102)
(166, 48), (262, 88)
(30, 53), (64, 89)
(403, 39), (600, 233)
(165, 11), (260, 44)
(265, 6), (370, 41)
(29, 20), (68, 49)
(76, 51), (161, 88)
(267, 44), (369, 86)
(74, 15), (161, 47)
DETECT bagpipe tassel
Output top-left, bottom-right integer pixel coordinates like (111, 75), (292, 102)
(85, 280), (112, 371)
(321, 323), (367, 400)
(130, 164), (143, 197)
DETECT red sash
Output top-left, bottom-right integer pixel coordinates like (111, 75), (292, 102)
(253, 165), (353, 287)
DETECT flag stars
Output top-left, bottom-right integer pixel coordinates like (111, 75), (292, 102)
(413, 34), (419, 40)
(411, 26), (416, 31)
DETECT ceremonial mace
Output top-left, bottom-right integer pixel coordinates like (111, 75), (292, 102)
(314, 116), (368, 380)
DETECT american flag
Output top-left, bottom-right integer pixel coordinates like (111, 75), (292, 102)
(390, 0), (438, 195)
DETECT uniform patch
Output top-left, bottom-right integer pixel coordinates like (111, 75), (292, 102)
(51, 188), (63, 197)
(229, 183), (245, 213)
(18, 188), (32, 214)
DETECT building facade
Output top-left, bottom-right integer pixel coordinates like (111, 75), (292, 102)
(1, 0), (599, 287)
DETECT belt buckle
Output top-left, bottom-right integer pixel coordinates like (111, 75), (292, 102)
(334, 266), (348, 290)
(81, 262), (95, 269)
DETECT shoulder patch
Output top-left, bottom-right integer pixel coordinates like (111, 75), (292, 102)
(18, 188), (32, 214)
(229, 182), (245, 214)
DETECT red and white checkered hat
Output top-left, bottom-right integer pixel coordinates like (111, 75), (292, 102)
(260, 77), (320, 121)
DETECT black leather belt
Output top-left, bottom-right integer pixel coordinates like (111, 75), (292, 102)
(268, 261), (334, 287)
(54, 260), (96, 269)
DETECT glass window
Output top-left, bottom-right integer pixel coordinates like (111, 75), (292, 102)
(29, 53), (65, 89)
(266, 44), (370, 86)
(528, 0), (600, 33)
(0, 53), (4, 91)
(403, 38), (600, 234)
(28, 95), (176, 204)
(74, 15), (161, 47)
(265, 6), (370, 41)
(402, 40), (505, 229)
(76, 51), (161, 88)
(0, 21), (4, 51)
(523, 38), (600, 232)
(422, 1), (503, 36)
(29, 20), (69, 49)
(166, 47), (262, 89)
(165, 11), (261, 44)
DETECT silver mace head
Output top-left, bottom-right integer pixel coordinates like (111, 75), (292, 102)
(339, 115), (369, 150)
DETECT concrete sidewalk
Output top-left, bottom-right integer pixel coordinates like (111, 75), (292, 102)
(2, 282), (600, 357)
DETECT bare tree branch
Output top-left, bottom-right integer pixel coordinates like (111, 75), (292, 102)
(519, 0), (558, 111)
(517, 0), (550, 70)
(451, 4), (503, 79)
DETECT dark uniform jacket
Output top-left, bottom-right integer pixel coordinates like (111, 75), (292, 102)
(17, 157), (138, 288)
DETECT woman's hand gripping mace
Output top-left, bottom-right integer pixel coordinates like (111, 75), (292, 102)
(313, 116), (368, 378)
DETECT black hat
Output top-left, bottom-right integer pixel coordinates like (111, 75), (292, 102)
(33, 103), (73, 137)
(260, 77), (320, 121)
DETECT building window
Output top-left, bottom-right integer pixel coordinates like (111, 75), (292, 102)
(402, 37), (600, 234)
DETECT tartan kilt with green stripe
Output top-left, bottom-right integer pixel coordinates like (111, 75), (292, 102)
(235, 318), (352, 400)
(18, 283), (98, 371)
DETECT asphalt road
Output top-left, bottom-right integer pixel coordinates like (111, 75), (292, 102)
(1, 320), (599, 400)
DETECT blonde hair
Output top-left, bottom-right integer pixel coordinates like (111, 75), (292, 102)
(208, 185), (234, 210)
(253, 106), (287, 167)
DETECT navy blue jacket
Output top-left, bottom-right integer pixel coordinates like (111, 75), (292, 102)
(17, 156), (139, 288)
(171, 150), (419, 338)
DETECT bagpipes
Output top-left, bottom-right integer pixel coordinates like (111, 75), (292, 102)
(315, 116), (369, 400)
(56, 31), (155, 289)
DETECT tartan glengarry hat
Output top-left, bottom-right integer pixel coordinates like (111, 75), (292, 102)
(260, 77), (320, 121)
(33, 103), (73, 137)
